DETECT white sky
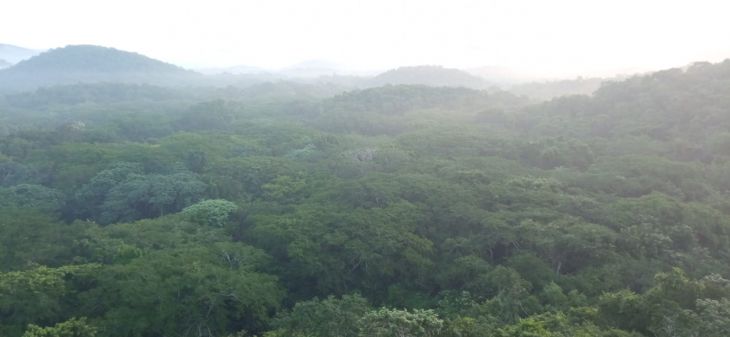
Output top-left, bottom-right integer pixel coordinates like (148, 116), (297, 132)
(2, 0), (730, 78)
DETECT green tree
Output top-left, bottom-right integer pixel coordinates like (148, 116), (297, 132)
(87, 246), (283, 337)
(0, 184), (64, 212)
(0, 265), (99, 337)
(271, 294), (370, 337)
(695, 298), (730, 337)
(99, 172), (206, 224)
(22, 318), (97, 337)
(358, 308), (443, 337)
(182, 199), (238, 227)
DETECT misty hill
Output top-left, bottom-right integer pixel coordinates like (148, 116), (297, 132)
(0, 45), (200, 91)
(0, 43), (41, 64)
(325, 85), (520, 114)
(517, 60), (730, 154)
(0, 59), (9, 69)
(370, 65), (490, 89)
(590, 61), (730, 139)
(467, 65), (542, 85)
(280, 60), (343, 78)
(508, 77), (607, 101)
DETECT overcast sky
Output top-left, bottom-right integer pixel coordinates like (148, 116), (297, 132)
(2, 0), (730, 78)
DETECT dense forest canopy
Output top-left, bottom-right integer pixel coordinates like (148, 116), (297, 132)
(1, 46), (730, 337)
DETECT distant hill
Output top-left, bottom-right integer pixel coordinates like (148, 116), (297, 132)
(280, 60), (343, 78)
(509, 77), (607, 101)
(0, 45), (200, 91)
(197, 64), (270, 75)
(467, 65), (541, 85)
(370, 65), (489, 89)
(521, 60), (730, 146)
(0, 43), (41, 64)
(0, 59), (9, 69)
(321, 85), (526, 117)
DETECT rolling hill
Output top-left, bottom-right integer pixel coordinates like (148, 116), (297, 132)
(0, 45), (200, 91)
(370, 65), (490, 89)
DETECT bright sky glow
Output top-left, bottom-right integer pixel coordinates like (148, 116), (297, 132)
(2, 0), (729, 78)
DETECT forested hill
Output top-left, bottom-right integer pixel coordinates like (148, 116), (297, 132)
(518, 60), (730, 146)
(0, 45), (200, 91)
(371, 65), (490, 88)
(508, 77), (605, 101)
(1, 59), (730, 337)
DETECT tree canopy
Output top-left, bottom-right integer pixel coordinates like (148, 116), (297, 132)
(2, 59), (730, 337)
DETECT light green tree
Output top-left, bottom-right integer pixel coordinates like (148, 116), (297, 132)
(22, 318), (97, 337)
(358, 308), (443, 337)
(182, 199), (238, 227)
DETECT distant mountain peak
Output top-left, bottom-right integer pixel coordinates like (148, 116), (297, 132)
(371, 65), (489, 89)
(0, 45), (199, 91)
(7, 45), (191, 73)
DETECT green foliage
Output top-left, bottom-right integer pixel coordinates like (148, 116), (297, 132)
(6, 83), (179, 109)
(87, 245), (283, 337)
(2, 60), (730, 337)
(262, 175), (307, 202)
(0, 209), (92, 269)
(271, 294), (370, 337)
(0, 161), (39, 186)
(182, 199), (238, 227)
(0, 184), (64, 212)
(22, 318), (97, 337)
(358, 308), (443, 337)
(695, 298), (730, 337)
(73, 164), (207, 224)
(0, 265), (99, 337)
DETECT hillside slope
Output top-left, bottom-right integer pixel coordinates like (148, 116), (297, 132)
(371, 65), (490, 89)
(0, 43), (40, 64)
(0, 45), (200, 91)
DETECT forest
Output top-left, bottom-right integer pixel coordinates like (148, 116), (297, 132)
(1, 50), (730, 337)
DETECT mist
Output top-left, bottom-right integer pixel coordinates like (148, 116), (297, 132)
(3, 0), (730, 79)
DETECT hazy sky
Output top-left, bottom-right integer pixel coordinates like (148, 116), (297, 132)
(2, 0), (730, 78)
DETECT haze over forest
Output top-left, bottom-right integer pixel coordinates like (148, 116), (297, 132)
(4, 0), (730, 78)
(2, 1), (730, 337)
